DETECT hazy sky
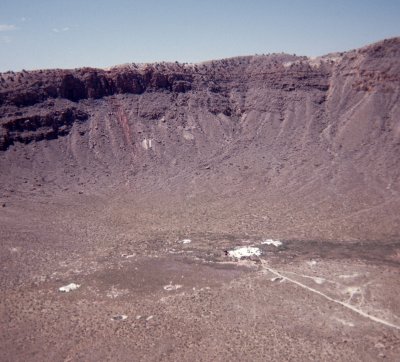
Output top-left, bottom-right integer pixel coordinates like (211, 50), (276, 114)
(0, 0), (399, 71)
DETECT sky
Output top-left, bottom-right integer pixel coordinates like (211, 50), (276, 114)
(0, 0), (399, 71)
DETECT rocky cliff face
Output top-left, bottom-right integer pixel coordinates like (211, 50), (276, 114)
(0, 63), (194, 107)
(1, 38), (400, 240)
(0, 50), (331, 149)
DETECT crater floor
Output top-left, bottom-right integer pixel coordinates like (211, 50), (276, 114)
(1, 193), (399, 361)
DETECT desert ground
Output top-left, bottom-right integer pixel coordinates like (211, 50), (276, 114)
(1, 188), (399, 361)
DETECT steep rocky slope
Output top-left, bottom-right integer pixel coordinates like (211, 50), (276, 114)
(1, 37), (400, 240)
